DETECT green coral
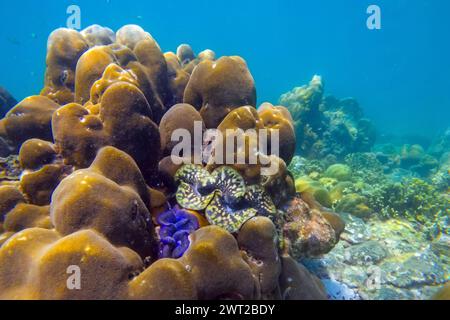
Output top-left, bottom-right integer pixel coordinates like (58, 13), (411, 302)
(335, 193), (372, 218)
(400, 144), (425, 167)
(367, 178), (449, 225)
(289, 152), (448, 227)
(294, 176), (332, 208)
(431, 169), (450, 192)
(324, 164), (352, 181)
(344, 152), (386, 185)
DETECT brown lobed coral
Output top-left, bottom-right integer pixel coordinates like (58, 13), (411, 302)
(0, 24), (343, 300)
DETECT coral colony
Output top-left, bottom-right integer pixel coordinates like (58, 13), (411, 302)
(0, 24), (334, 300)
(0, 24), (448, 300)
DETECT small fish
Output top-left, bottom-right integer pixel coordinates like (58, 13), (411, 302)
(7, 37), (20, 46)
(59, 70), (69, 85)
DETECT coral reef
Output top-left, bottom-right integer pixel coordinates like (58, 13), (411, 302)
(0, 25), (339, 301)
(0, 228), (142, 299)
(304, 213), (449, 300)
(258, 103), (296, 164)
(324, 164), (352, 181)
(279, 73), (448, 301)
(159, 103), (204, 157)
(368, 178), (449, 226)
(289, 152), (448, 232)
(373, 142), (443, 179)
(1, 22), (446, 301)
(280, 76), (376, 160)
(429, 127), (450, 157)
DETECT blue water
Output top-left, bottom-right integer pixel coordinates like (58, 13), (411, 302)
(0, 0), (449, 139)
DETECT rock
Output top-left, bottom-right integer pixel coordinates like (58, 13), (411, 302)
(380, 250), (447, 289)
(339, 212), (371, 244)
(320, 279), (361, 300)
(368, 286), (415, 300)
(344, 241), (388, 266)
(368, 219), (427, 255)
(304, 216), (449, 300)
(282, 195), (338, 258)
(430, 234), (450, 266)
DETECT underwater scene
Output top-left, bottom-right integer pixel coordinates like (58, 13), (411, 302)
(0, 0), (448, 301)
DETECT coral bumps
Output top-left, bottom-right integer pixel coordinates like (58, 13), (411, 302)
(0, 25), (344, 300)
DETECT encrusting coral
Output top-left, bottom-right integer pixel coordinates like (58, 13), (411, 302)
(0, 24), (343, 300)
